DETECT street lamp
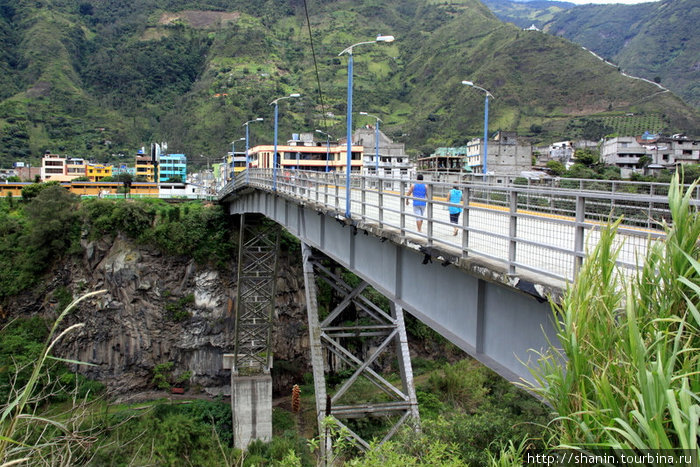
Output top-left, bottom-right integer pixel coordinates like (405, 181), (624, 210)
(462, 80), (494, 175)
(270, 94), (301, 191)
(243, 118), (263, 184)
(359, 112), (382, 174)
(315, 129), (333, 172)
(339, 34), (394, 219)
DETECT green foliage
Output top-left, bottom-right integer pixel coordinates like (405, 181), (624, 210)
(426, 360), (489, 412)
(573, 148), (599, 166)
(0, 185), (82, 300)
(0, 0), (697, 166)
(528, 173), (700, 451)
(1, 291), (106, 465)
(545, 160), (565, 176)
(92, 405), (238, 466)
(164, 294), (194, 322)
(151, 362), (175, 390)
(21, 181), (61, 200)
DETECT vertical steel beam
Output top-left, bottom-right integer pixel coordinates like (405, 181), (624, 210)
(301, 242), (330, 460)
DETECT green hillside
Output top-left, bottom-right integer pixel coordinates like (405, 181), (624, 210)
(481, 0), (576, 29)
(542, 0), (699, 110)
(0, 0), (698, 168)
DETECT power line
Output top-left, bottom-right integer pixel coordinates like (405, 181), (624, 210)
(302, 0), (328, 132)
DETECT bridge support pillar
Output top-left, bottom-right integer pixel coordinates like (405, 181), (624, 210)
(301, 242), (419, 456)
(230, 374), (272, 449)
(225, 214), (280, 449)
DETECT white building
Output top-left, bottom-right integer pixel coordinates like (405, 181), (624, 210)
(601, 135), (700, 178)
(354, 127), (413, 185)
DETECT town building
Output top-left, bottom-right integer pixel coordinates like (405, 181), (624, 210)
(419, 131), (532, 177)
(86, 162), (112, 181)
(113, 165), (136, 177)
(135, 149), (156, 182)
(601, 134), (700, 177)
(418, 147), (468, 174)
(354, 127), (413, 180)
(67, 158), (87, 179)
(40, 153), (69, 181)
(159, 153), (187, 183)
(247, 133), (363, 173)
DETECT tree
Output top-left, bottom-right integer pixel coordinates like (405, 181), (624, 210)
(580, 119), (613, 141)
(546, 160), (565, 176)
(637, 154), (652, 169)
(114, 173), (133, 198)
(21, 181), (61, 200)
(573, 148), (599, 166)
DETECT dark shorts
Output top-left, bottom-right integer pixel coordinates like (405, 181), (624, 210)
(449, 212), (460, 224)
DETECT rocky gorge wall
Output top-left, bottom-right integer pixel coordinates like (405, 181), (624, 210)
(6, 233), (311, 397)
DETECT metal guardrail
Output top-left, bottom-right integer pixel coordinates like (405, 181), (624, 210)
(219, 169), (694, 285)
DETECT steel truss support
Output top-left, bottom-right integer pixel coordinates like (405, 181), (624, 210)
(301, 242), (419, 454)
(232, 214), (280, 375)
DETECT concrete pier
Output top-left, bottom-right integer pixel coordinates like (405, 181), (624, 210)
(231, 374), (272, 449)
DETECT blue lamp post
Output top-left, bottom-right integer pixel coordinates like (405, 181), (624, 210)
(270, 93), (301, 191)
(339, 34), (394, 219)
(359, 112), (382, 174)
(243, 118), (263, 184)
(315, 129), (333, 172)
(462, 80), (494, 176)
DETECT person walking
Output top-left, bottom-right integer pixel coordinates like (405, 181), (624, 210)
(447, 185), (463, 235)
(406, 174), (428, 232)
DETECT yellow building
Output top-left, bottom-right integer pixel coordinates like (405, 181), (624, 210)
(135, 156), (156, 182)
(86, 163), (113, 181)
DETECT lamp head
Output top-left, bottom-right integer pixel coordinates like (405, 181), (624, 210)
(462, 80), (474, 86)
(256, 117), (263, 121)
(359, 112), (368, 116)
(376, 35), (395, 43)
(289, 93), (301, 98)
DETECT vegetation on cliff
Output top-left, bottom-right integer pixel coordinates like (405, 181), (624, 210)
(0, 191), (237, 302)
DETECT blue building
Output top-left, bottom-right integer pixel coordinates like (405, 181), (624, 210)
(159, 154), (187, 183)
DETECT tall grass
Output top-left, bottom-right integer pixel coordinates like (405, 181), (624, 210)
(0, 290), (105, 466)
(527, 172), (699, 451)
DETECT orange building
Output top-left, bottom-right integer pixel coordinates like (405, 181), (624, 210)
(248, 134), (363, 173)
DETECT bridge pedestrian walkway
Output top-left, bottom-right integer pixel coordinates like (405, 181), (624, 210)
(226, 169), (672, 288)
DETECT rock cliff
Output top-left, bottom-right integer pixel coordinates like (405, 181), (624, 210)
(7, 233), (310, 396)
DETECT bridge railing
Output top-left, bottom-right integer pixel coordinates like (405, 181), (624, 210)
(222, 169), (695, 285)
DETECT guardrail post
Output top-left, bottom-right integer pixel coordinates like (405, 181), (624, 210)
(508, 190), (517, 276)
(378, 177), (384, 229)
(361, 176), (367, 220)
(574, 195), (585, 280)
(426, 184), (433, 246)
(462, 186), (470, 259)
(334, 173), (340, 212)
(313, 171), (319, 204)
(400, 180), (406, 237)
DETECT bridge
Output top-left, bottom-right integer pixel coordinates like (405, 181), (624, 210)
(218, 169), (683, 452)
